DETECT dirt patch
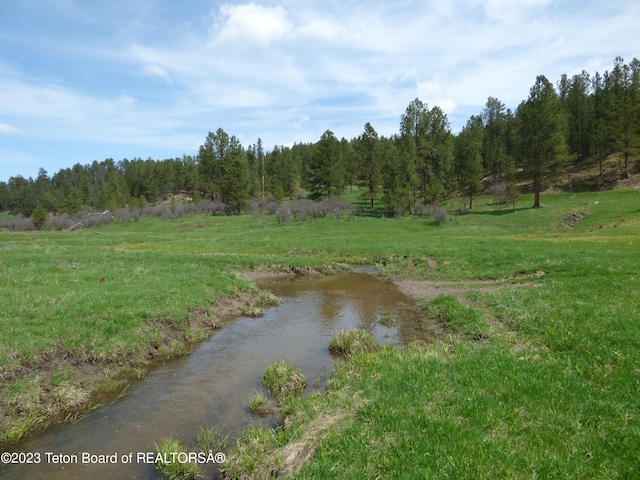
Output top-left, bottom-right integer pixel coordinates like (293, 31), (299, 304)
(559, 208), (589, 231)
(277, 412), (343, 476)
(393, 275), (540, 302)
(236, 263), (348, 282)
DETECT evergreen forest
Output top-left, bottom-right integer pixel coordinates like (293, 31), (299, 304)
(2, 57), (639, 224)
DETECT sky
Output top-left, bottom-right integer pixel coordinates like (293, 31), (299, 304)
(1, 0), (639, 181)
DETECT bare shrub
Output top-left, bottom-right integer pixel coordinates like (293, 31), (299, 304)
(347, 205), (362, 220)
(0, 217), (35, 231)
(45, 213), (73, 230)
(312, 198), (346, 218)
(249, 210), (267, 228)
(414, 202), (429, 217)
(265, 199), (279, 215)
(290, 199), (314, 224)
(432, 206), (450, 225)
(276, 204), (292, 224)
(251, 195), (276, 213)
(327, 198), (346, 218)
(83, 211), (114, 228)
(488, 181), (507, 204)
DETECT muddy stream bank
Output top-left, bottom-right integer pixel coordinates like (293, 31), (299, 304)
(1, 270), (438, 479)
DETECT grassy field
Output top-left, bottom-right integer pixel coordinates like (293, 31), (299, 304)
(1, 188), (640, 477)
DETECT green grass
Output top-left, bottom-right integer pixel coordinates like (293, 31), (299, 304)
(154, 437), (203, 479)
(423, 295), (490, 340)
(248, 390), (275, 416)
(328, 328), (380, 357)
(261, 361), (307, 401)
(2, 188), (640, 476)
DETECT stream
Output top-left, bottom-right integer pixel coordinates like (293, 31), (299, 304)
(1, 270), (436, 479)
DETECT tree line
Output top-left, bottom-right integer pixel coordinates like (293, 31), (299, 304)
(1, 57), (638, 219)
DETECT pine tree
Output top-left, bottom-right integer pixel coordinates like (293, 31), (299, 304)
(518, 76), (569, 208)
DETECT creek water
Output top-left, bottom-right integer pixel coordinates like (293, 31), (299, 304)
(1, 270), (436, 479)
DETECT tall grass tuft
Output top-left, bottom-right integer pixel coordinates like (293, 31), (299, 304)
(154, 437), (202, 479)
(248, 390), (275, 416)
(196, 425), (228, 453)
(329, 328), (380, 357)
(261, 361), (307, 401)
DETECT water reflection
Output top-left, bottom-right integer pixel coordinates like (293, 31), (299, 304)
(1, 272), (435, 479)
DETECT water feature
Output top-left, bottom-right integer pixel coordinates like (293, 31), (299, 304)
(1, 271), (436, 479)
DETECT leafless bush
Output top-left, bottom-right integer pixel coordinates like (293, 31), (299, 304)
(249, 210), (267, 228)
(290, 199), (314, 224)
(0, 216), (35, 231)
(83, 211), (114, 228)
(347, 205), (363, 220)
(265, 199), (279, 215)
(45, 213), (73, 230)
(311, 198), (346, 218)
(432, 206), (450, 225)
(199, 199), (229, 215)
(488, 181), (507, 204)
(414, 202), (429, 217)
(251, 195), (276, 213)
(275, 204), (292, 224)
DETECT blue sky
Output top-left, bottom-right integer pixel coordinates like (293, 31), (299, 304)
(1, 0), (639, 181)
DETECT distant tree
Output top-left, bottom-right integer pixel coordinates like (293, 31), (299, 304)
(219, 148), (251, 214)
(604, 57), (640, 179)
(266, 145), (298, 202)
(198, 129), (250, 213)
(198, 128), (231, 200)
(308, 130), (343, 199)
(31, 204), (48, 229)
(340, 137), (358, 193)
(558, 71), (594, 162)
(65, 187), (84, 214)
(6, 175), (37, 216)
(386, 133), (418, 215)
(505, 175), (520, 211)
(592, 71), (609, 183)
(482, 97), (514, 180)
(423, 106), (454, 203)
(518, 75), (569, 208)
(0, 181), (8, 211)
(455, 115), (485, 210)
(400, 99), (453, 205)
(355, 122), (383, 208)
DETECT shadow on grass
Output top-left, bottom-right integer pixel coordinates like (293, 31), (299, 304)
(351, 200), (393, 218)
(458, 206), (532, 216)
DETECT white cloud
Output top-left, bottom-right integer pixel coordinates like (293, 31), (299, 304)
(0, 123), (22, 134)
(2, 0), (640, 180)
(482, 0), (552, 21)
(140, 64), (172, 82)
(212, 3), (292, 47)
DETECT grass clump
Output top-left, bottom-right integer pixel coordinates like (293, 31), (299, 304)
(196, 425), (228, 453)
(424, 294), (489, 340)
(378, 309), (395, 327)
(261, 360), (307, 401)
(221, 426), (284, 479)
(248, 390), (275, 416)
(154, 437), (203, 480)
(329, 328), (380, 357)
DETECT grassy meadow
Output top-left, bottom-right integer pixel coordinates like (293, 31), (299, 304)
(1, 188), (640, 477)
